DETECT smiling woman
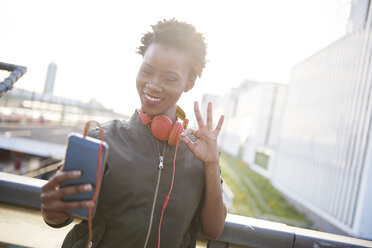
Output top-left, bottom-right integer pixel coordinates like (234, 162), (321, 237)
(136, 18), (207, 119)
(136, 43), (195, 119)
(40, 19), (226, 248)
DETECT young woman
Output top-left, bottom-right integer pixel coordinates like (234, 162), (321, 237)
(41, 19), (226, 248)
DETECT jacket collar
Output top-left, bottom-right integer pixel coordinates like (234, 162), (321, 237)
(126, 110), (151, 136)
(125, 110), (190, 158)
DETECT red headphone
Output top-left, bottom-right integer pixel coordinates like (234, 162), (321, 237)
(138, 106), (189, 146)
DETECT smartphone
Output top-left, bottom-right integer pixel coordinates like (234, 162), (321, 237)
(60, 133), (109, 219)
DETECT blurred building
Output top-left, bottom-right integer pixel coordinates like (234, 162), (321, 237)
(272, 1), (372, 239)
(0, 62), (128, 178)
(347, 0), (371, 33)
(43, 62), (57, 95)
(211, 80), (287, 170)
(211, 0), (372, 240)
(0, 62), (127, 124)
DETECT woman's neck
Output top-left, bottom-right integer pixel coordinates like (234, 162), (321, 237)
(156, 106), (177, 122)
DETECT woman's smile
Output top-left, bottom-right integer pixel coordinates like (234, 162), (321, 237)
(143, 92), (163, 105)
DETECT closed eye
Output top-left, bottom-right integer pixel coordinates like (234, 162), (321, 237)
(165, 77), (177, 82)
(141, 69), (151, 75)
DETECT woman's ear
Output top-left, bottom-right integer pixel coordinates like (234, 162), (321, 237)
(184, 76), (196, 93)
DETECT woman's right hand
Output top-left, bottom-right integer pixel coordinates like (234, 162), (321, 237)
(40, 170), (93, 226)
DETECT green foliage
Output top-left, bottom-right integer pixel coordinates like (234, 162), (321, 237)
(220, 152), (312, 228)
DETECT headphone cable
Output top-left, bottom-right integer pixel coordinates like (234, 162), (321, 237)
(83, 121), (104, 248)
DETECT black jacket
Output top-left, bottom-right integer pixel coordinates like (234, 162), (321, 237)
(62, 113), (205, 248)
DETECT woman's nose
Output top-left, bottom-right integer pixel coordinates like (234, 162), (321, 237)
(146, 79), (162, 91)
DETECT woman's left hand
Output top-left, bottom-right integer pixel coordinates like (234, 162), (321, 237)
(180, 101), (224, 167)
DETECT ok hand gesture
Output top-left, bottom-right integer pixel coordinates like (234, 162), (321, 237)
(180, 101), (224, 167)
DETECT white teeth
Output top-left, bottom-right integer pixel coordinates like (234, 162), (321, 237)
(145, 94), (161, 102)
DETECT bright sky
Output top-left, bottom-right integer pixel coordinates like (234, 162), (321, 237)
(1, 0), (351, 116)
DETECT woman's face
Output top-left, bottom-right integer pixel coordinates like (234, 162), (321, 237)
(136, 43), (195, 119)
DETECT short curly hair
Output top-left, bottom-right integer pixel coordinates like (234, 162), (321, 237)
(137, 18), (207, 78)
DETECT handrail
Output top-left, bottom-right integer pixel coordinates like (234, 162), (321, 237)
(0, 172), (371, 248)
(0, 62), (27, 96)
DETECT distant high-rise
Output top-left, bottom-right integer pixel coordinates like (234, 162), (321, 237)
(43, 62), (57, 95)
(347, 0), (371, 33)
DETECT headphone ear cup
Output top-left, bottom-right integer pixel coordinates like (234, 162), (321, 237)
(168, 121), (184, 146)
(139, 111), (151, 126)
(150, 115), (173, 141)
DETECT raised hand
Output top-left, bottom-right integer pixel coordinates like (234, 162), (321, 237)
(180, 101), (224, 167)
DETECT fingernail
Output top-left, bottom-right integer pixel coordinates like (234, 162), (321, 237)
(84, 184), (92, 191)
(73, 171), (81, 176)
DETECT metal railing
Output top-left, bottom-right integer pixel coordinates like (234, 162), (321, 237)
(0, 172), (371, 248)
(0, 62), (27, 96)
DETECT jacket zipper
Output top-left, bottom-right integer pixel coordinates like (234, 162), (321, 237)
(143, 155), (164, 248)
